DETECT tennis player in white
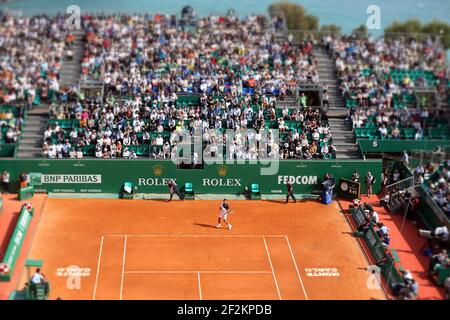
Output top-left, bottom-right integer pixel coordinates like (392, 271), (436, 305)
(216, 199), (232, 230)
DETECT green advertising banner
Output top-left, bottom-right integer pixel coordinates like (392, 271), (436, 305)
(363, 224), (386, 263)
(0, 206), (34, 282)
(0, 159), (382, 195)
(351, 206), (367, 228)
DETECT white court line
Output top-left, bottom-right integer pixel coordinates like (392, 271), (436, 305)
(124, 270), (272, 274)
(92, 235), (104, 300)
(285, 235), (309, 300)
(197, 272), (202, 301)
(263, 237), (282, 300)
(119, 235), (128, 300)
(103, 234), (287, 238)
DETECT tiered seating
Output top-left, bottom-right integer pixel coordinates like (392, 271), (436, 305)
(82, 14), (316, 97)
(44, 93), (334, 159)
(388, 69), (437, 87)
(0, 14), (67, 104)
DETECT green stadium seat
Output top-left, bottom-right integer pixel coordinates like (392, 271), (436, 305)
(121, 181), (134, 199)
(184, 182), (195, 200)
(250, 183), (261, 200)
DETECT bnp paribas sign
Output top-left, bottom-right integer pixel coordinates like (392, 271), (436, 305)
(201, 165), (242, 187)
(29, 173), (102, 185)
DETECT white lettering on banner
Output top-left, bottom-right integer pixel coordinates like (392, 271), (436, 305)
(19, 211), (30, 229)
(366, 229), (377, 246)
(41, 175), (101, 184)
(277, 175), (318, 185)
(202, 178), (242, 187)
(305, 268), (340, 277)
(138, 178), (176, 186)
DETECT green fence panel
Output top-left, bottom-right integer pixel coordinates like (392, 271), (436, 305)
(380, 261), (404, 287)
(363, 224), (386, 263)
(0, 159), (382, 195)
(357, 139), (450, 153)
(351, 206), (367, 228)
(416, 186), (450, 230)
(0, 144), (15, 157)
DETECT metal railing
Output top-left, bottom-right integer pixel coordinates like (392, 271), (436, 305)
(383, 176), (415, 197)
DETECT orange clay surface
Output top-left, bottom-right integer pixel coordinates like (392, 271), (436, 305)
(18, 198), (386, 300)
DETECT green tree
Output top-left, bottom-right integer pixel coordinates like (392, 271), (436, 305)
(352, 24), (368, 38)
(422, 20), (450, 50)
(320, 24), (342, 36)
(385, 18), (450, 49)
(268, 1), (319, 31)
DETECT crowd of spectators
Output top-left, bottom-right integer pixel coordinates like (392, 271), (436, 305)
(0, 107), (23, 144)
(323, 34), (448, 109)
(80, 13), (317, 98)
(350, 106), (448, 139)
(42, 93), (335, 160)
(414, 160), (450, 218)
(355, 202), (420, 299)
(0, 14), (67, 104)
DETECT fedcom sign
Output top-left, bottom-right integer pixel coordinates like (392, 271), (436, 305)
(277, 175), (318, 185)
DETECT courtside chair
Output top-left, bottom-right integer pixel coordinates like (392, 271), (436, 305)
(121, 181), (134, 199)
(184, 182), (195, 200)
(250, 183), (261, 200)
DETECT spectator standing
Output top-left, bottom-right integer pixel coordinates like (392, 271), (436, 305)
(365, 171), (375, 197)
(1, 170), (10, 194)
(19, 171), (29, 189)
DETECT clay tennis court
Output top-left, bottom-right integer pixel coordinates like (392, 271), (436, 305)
(19, 198), (386, 300)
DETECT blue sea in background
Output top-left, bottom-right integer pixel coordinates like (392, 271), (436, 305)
(1, 0), (449, 59)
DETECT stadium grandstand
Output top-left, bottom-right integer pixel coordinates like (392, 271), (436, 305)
(0, 2), (449, 305)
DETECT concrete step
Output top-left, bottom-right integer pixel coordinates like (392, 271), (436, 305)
(17, 152), (42, 158)
(21, 132), (45, 139)
(22, 126), (45, 132)
(18, 145), (42, 152)
(336, 153), (359, 159)
(328, 117), (348, 122)
(333, 145), (358, 151)
(25, 115), (47, 124)
(326, 110), (347, 118)
(22, 124), (46, 130)
(27, 108), (49, 116)
(18, 140), (43, 147)
(332, 137), (355, 144)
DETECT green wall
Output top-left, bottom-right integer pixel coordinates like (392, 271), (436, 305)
(0, 159), (382, 195)
(358, 139), (450, 153)
(0, 144), (15, 157)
